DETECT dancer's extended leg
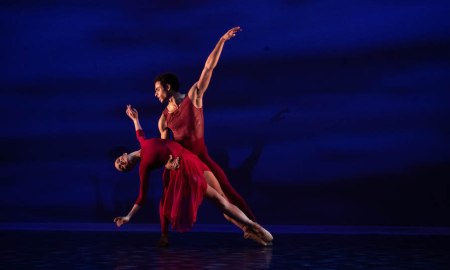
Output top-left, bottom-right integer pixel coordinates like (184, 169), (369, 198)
(203, 172), (246, 229)
(203, 172), (273, 245)
(201, 154), (257, 221)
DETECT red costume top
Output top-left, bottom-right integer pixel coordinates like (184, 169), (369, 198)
(162, 96), (256, 221)
(136, 129), (208, 232)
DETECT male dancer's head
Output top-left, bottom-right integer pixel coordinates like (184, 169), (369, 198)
(154, 73), (180, 103)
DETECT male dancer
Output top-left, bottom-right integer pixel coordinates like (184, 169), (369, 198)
(154, 27), (258, 244)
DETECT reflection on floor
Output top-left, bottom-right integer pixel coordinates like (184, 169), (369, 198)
(2, 224), (450, 269)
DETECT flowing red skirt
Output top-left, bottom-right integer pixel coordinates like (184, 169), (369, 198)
(160, 151), (209, 232)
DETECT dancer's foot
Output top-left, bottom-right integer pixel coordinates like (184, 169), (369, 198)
(244, 231), (270, 246)
(251, 223), (273, 242)
(158, 235), (169, 247)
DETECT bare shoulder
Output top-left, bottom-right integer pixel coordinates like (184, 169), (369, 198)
(187, 82), (199, 100)
(187, 82), (203, 108)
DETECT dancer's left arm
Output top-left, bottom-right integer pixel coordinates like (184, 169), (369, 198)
(188, 26), (241, 106)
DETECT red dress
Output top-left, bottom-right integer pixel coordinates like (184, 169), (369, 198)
(136, 129), (208, 232)
(162, 96), (256, 222)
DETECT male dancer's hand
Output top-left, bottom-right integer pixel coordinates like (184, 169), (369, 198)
(165, 155), (180, 170)
(221, 26), (241, 41)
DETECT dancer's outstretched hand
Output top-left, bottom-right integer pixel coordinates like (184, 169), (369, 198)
(221, 26), (241, 41)
(113, 216), (130, 227)
(126, 105), (138, 121)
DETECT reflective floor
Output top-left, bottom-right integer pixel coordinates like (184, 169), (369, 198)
(1, 230), (450, 269)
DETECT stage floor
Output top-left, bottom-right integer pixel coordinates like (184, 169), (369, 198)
(2, 226), (450, 269)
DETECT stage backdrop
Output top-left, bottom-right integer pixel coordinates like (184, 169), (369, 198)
(1, 1), (450, 226)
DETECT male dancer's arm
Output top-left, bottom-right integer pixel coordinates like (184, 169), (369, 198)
(158, 114), (169, 139)
(188, 26), (242, 108)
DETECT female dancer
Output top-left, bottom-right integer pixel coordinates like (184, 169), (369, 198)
(114, 105), (273, 246)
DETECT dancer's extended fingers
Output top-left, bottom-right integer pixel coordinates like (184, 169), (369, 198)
(230, 26), (241, 32)
(230, 26), (241, 35)
(223, 26), (241, 40)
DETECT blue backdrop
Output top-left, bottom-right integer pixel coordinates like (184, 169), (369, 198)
(1, 1), (450, 226)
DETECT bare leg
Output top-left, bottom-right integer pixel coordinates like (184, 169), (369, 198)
(204, 171), (268, 245)
(204, 184), (253, 226)
(203, 172), (246, 230)
(203, 172), (270, 245)
(203, 172), (273, 244)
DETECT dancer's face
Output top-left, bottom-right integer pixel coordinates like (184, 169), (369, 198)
(115, 153), (130, 172)
(154, 81), (169, 103)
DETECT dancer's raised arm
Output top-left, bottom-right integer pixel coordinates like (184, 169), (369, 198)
(126, 105), (179, 170)
(188, 26), (241, 106)
(126, 104), (142, 131)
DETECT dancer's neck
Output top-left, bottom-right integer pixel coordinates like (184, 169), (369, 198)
(168, 92), (185, 112)
(169, 92), (185, 106)
(129, 150), (141, 161)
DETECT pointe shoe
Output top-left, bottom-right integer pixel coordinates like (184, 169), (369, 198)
(252, 223), (273, 243)
(244, 231), (269, 246)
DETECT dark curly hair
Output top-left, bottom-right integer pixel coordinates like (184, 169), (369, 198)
(154, 73), (180, 92)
